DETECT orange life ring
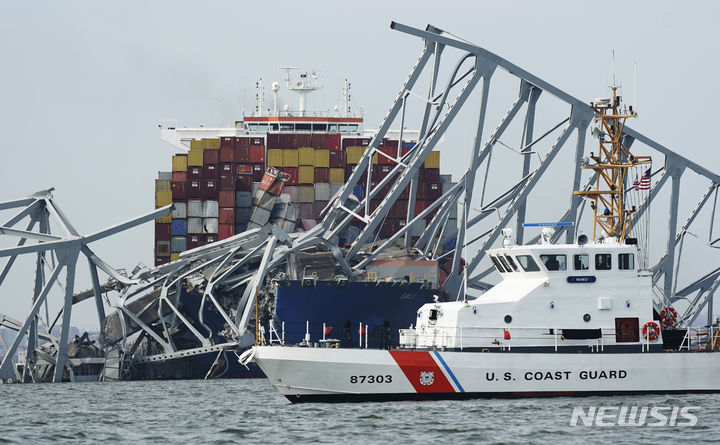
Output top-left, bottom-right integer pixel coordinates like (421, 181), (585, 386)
(642, 321), (660, 341)
(660, 307), (678, 326)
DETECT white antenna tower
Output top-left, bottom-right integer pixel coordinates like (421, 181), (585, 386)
(255, 79), (265, 117)
(342, 79), (352, 117)
(280, 67), (320, 117)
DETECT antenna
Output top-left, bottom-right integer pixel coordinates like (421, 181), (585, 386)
(255, 79), (265, 117)
(633, 61), (638, 109)
(612, 50), (616, 87)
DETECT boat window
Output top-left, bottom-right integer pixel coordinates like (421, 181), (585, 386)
(312, 124), (327, 131)
(595, 253), (612, 270)
(270, 124), (279, 131)
(516, 255), (541, 272)
(328, 124), (338, 132)
(280, 123), (294, 131)
(489, 255), (507, 273)
(540, 254), (566, 271)
(504, 255), (519, 272)
(497, 256), (513, 272)
(615, 317), (639, 342)
(296, 123), (311, 131)
(618, 253), (634, 270)
(574, 254), (589, 270)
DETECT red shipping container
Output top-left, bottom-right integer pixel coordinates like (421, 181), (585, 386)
(186, 234), (203, 250)
(218, 223), (235, 240)
(250, 137), (264, 146)
(220, 163), (236, 175)
(425, 204), (439, 221)
(155, 257), (170, 266)
(326, 134), (341, 151)
(200, 180), (218, 198)
(346, 165), (368, 184)
(380, 219), (396, 237)
(221, 137), (234, 148)
(202, 164), (219, 180)
(172, 171), (187, 183)
(220, 171), (236, 190)
(314, 167), (329, 183)
(414, 200), (427, 217)
(296, 134), (311, 147)
(267, 134), (281, 149)
(237, 137), (250, 147)
(220, 146), (235, 163)
(378, 145), (398, 164)
(279, 134), (296, 148)
(424, 168), (440, 183)
(329, 150), (345, 168)
(188, 166), (203, 180)
(427, 182), (442, 201)
(249, 145), (265, 163)
(187, 180), (202, 198)
(155, 223), (171, 241)
(401, 145), (411, 157)
(203, 148), (220, 165)
(416, 182), (427, 200)
(236, 164), (252, 175)
(399, 185), (410, 200)
(311, 133), (326, 149)
(372, 165), (393, 181)
(236, 145), (251, 163)
(172, 181), (187, 200)
(236, 174), (253, 191)
(204, 234), (217, 244)
(283, 167), (299, 185)
(219, 190), (235, 208)
(391, 200), (408, 218)
(252, 164), (265, 182)
(219, 207), (235, 224)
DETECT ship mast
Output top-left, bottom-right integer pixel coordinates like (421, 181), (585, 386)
(574, 87), (651, 242)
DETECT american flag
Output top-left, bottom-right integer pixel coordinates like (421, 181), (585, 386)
(638, 168), (651, 190)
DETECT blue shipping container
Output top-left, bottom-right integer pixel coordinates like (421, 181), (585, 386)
(353, 186), (363, 200)
(171, 219), (187, 236)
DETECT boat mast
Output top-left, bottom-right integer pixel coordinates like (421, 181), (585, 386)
(574, 87), (651, 242)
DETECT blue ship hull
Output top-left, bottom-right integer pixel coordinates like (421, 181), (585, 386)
(274, 280), (439, 347)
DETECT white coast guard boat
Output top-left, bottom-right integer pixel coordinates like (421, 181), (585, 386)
(247, 89), (720, 403)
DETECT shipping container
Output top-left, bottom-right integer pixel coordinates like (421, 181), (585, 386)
(235, 207), (252, 223)
(252, 164), (264, 181)
(424, 150), (441, 169)
(219, 207), (235, 224)
(298, 147), (314, 166)
(283, 149), (299, 167)
(172, 202), (187, 219)
(346, 146), (364, 164)
(186, 234), (203, 250)
(283, 167), (299, 185)
(171, 236), (187, 253)
(250, 206), (272, 226)
(414, 200), (427, 217)
(314, 167), (329, 183)
(203, 148), (219, 165)
(219, 171), (236, 190)
(329, 149), (345, 168)
(171, 181), (187, 200)
(202, 164), (219, 180)
(170, 253), (181, 262)
(203, 200), (219, 218)
(249, 145), (265, 163)
(330, 183), (342, 196)
(200, 180), (218, 198)
(188, 149), (204, 166)
(326, 133), (341, 151)
(235, 191), (252, 208)
(442, 181), (457, 194)
(219, 223), (234, 240)
(424, 168), (440, 183)
(158, 171), (172, 181)
(172, 154), (188, 172)
(219, 190), (235, 208)
(156, 240), (171, 257)
(298, 166), (314, 184)
(237, 137), (251, 147)
(311, 133), (326, 150)
(205, 138), (221, 149)
(329, 168), (345, 184)
(186, 166), (201, 180)
(236, 174), (252, 191)
(284, 186), (299, 202)
(155, 223), (171, 241)
(267, 134), (281, 149)
(220, 162), (237, 177)
(171, 171), (187, 183)
(296, 134), (311, 147)
(155, 179), (171, 191)
(298, 202), (314, 219)
(267, 149), (283, 167)
(204, 234), (218, 245)
(220, 146), (235, 163)
(314, 183), (331, 201)
(313, 200), (329, 218)
(256, 190), (276, 211)
(378, 145), (398, 164)
(298, 185), (315, 203)
(155, 208), (172, 223)
(187, 200), (203, 218)
(314, 149), (330, 167)
(237, 145), (251, 163)
(171, 219), (187, 236)
(353, 185), (364, 200)
(187, 217), (203, 234)
(203, 218), (219, 234)
(155, 190), (172, 207)
(427, 182), (442, 200)
(221, 136), (234, 148)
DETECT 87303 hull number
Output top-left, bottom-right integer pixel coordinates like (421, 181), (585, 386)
(350, 375), (392, 384)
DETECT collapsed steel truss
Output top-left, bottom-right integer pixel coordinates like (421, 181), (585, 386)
(2, 22), (719, 382)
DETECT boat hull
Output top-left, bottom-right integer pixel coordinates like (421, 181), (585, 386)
(252, 346), (720, 403)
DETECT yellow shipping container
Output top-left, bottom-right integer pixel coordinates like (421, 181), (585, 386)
(155, 190), (172, 207)
(190, 139), (204, 151)
(314, 149), (330, 168)
(283, 149), (299, 167)
(424, 150), (440, 169)
(267, 149), (284, 167)
(329, 168), (345, 184)
(188, 149), (204, 166)
(170, 253), (181, 262)
(172, 155), (187, 172)
(346, 146), (364, 164)
(155, 179), (171, 191)
(156, 214), (172, 224)
(204, 138), (221, 149)
(299, 166), (314, 184)
(298, 147), (315, 166)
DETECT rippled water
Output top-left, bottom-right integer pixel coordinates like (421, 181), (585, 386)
(2, 379), (720, 444)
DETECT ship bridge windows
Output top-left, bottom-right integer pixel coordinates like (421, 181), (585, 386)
(489, 255), (507, 273)
(516, 255), (541, 272)
(296, 123), (311, 131)
(312, 124), (327, 131)
(595, 253), (612, 270)
(540, 254), (566, 271)
(497, 256), (513, 272)
(618, 253), (634, 270)
(280, 123), (294, 131)
(329, 124), (338, 132)
(504, 255), (519, 272)
(339, 124), (358, 132)
(574, 254), (589, 270)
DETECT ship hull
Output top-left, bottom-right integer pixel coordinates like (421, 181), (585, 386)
(252, 346), (720, 403)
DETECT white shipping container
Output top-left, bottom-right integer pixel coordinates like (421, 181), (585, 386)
(250, 206), (272, 226)
(278, 193), (291, 203)
(330, 183), (343, 196)
(172, 202), (187, 219)
(188, 200), (203, 218)
(314, 183), (331, 201)
(439, 174), (453, 183)
(158, 171), (172, 181)
(203, 218), (219, 234)
(252, 182), (261, 197)
(235, 191), (252, 208)
(187, 217), (203, 234)
(411, 219), (427, 237)
(442, 182), (457, 194)
(203, 200), (219, 218)
(281, 220), (295, 233)
(285, 203), (299, 221)
(284, 186), (299, 202)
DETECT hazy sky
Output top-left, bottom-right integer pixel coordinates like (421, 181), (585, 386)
(1, 1), (719, 329)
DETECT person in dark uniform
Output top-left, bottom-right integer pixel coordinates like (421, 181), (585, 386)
(341, 321), (353, 348)
(380, 320), (390, 350)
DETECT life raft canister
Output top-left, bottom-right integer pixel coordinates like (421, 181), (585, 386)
(660, 306), (678, 326)
(642, 321), (660, 341)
